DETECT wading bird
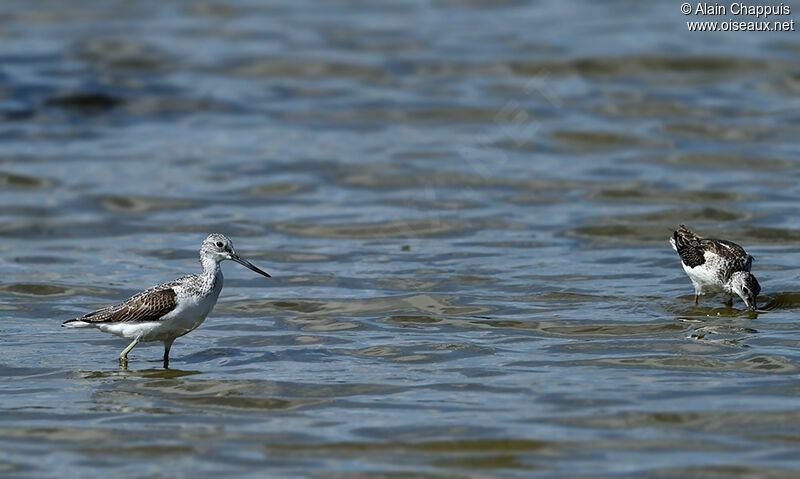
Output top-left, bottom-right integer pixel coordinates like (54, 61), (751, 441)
(670, 225), (760, 309)
(63, 234), (270, 367)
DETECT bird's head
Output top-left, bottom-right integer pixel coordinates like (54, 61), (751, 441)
(201, 233), (270, 278)
(729, 271), (760, 310)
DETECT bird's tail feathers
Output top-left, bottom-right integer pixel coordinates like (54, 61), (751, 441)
(676, 224), (700, 239)
(673, 225), (700, 249)
(62, 319), (92, 328)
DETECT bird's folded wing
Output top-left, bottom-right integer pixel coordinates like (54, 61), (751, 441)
(702, 239), (750, 270)
(78, 289), (178, 323)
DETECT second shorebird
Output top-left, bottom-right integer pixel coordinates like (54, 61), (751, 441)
(670, 225), (760, 309)
(63, 233), (271, 367)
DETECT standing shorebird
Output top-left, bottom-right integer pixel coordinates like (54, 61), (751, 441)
(63, 233), (270, 367)
(669, 225), (760, 309)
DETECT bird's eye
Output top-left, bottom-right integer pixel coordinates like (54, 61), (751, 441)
(216, 241), (224, 248)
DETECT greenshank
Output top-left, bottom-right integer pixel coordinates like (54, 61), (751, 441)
(63, 233), (270, 367)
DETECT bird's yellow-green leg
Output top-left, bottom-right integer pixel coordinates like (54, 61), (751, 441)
(119, 338), (139, 364)
(694, 294), (699, 305)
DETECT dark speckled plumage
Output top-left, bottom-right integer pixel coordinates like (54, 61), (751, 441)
(672, 225), (752, 279)
(669, 225), (760, 309)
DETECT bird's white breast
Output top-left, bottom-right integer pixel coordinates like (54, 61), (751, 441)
(682, 250), (726, 294)
(162, 279), (223, 338)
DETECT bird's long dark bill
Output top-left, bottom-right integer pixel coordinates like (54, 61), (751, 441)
(231, 254), (271, 277)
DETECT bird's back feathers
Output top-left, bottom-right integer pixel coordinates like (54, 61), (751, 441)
(671, 225), (751, 275)
(62, 280), (183, 327)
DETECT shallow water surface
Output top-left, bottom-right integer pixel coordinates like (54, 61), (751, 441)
(2, 1), (800, 477)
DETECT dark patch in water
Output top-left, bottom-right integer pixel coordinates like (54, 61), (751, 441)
(45, 93), (123, 113)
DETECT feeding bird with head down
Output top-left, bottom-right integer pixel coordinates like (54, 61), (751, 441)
(670, 225), (760, 309)
(63, 234), (270, 367)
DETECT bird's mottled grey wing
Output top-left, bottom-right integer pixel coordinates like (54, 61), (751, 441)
(76, 288), (177, 323)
